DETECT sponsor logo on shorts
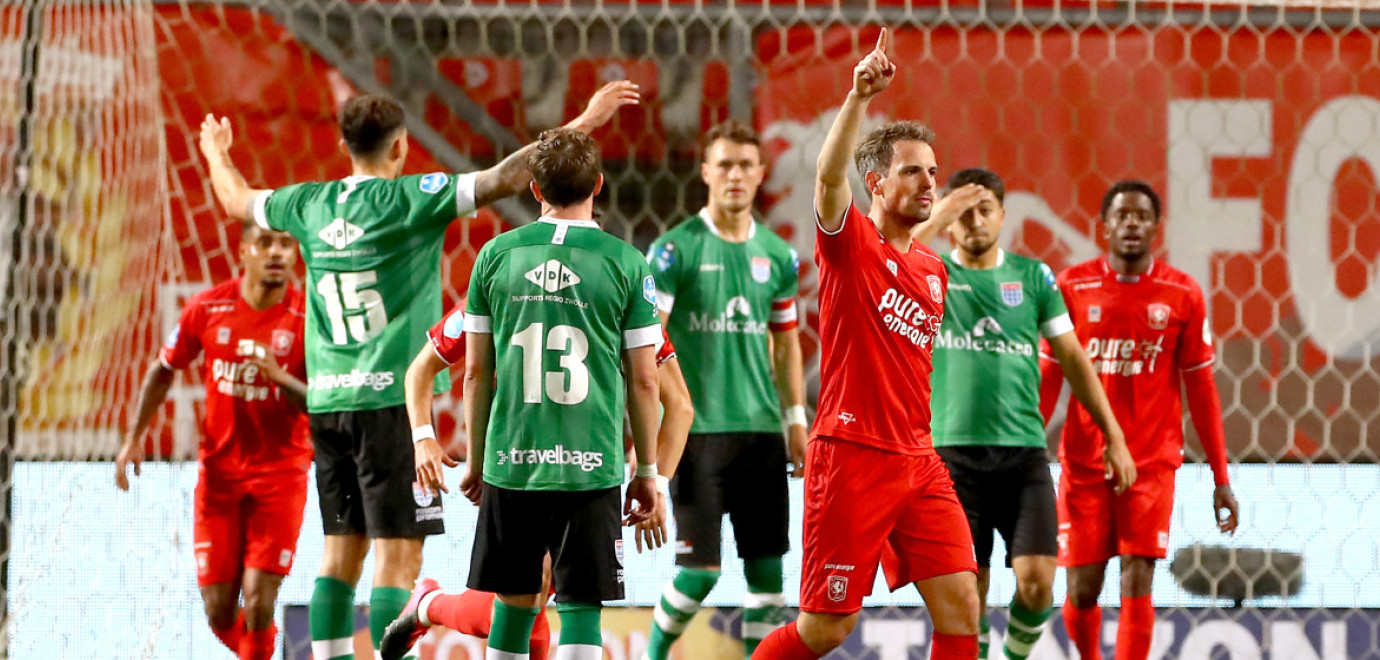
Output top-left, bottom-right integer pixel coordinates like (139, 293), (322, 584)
(675, 540), (694, 555)
(309, 369), (396, 392)
(279, 549), (293, 568)
(412, 481), (436, 508)
(615, 539), (625, 567)
(416, 506), (444, 522)
(494, 445), (606, 472)
(827, 575), (849, 603)
(1158, 531), (1170, 550)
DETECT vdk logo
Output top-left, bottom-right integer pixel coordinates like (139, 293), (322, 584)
(725, 295), (751, 319)
(525, 259), (582, 293)
(318, 217), (364, 250)
(973, 316), (1003, 337)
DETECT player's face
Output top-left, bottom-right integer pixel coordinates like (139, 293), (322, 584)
(870, 140), (937, 226)
(947, 188), (1005, 257)
(701, 139), (765, 215)
(239, 227), (298, 286)
(1103, 191), (1160, 261)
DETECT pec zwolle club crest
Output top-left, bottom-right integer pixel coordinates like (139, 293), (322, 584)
(751, 256), (772, 283)
(1001, 281), (1024, 306)
(1148, 303), (1171, 329)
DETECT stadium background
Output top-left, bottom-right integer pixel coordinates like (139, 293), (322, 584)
(2, 0), (1378, 658)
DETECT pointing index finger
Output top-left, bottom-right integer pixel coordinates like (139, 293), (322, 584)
(874, 27), (889, 56)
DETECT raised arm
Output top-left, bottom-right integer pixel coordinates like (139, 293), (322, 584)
(1047, 331), (1137, 493)
(115, 360), (177, 491)
(912, 183), (986, 246)
(472, 81), (641, 209)
(816, 28), (895, 230)
(199, 115), (269, 221)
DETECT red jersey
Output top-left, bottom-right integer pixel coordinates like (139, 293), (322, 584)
(160, 279), (311, 477)
(1050, 258), (1215, 482)
(813, 203), (947, 456)
(429, 307), (676, 365)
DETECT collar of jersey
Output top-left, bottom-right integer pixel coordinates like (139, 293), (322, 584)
(538, 216), (599, 228)
(343, 175), (376, 184)
(698, 208), (757, 240)
(1101, 256), (1156, 282)
(948, 248), (1005, 270)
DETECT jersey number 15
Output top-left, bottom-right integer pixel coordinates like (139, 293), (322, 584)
(317, 270), (387, 344)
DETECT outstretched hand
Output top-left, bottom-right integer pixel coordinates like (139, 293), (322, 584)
(853, 28), (896, 99)
(199, 114), (234, 159)
(114, 434), (144, 491)
(569, 81), (642, 133)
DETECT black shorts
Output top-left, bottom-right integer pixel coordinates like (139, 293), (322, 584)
(671, 433), (790, 567)
(469, 484), (624, 603)
(309, 405), (445, 538)
(937, 446), (1058, 568)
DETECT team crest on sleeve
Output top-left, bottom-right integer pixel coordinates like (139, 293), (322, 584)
(1148, 303), (1171, 330)
(1040, 263), (1057, 288)
(651, 243), (675, 272)
(271, 329), (295, 356)
(443, 310), (465, 339)
(164, 326), (180, 349)
(1000, 282), (1024, 307)
(419, 172), (448, 194)
(750, 256), (772, 283)
(927, 275), (944, 304)
(788, 248), (800, 274)
(643, 276), (657, 305)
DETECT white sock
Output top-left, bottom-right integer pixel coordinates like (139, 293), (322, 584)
(417, 590), (442, 627)
(554, 643), (603, 660)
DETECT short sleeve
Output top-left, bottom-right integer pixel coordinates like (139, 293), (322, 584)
(159, 300), (204, 370)
(463, 244), (494, 334)
(646, 235), (680, 315)
(428, 307), (467, 364)
(623, 255), (663, 350)
(770, 245), (801, 331)
(402, 172), (479, 233)
(815, 202), (867, 266)
(1036, 261), (1073, 338)
(1177, 282), (1216, 372)
(255, 184), (310, 235)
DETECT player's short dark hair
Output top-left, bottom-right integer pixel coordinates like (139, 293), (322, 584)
(946, 168), (1005, 204)
(1100, 179), (1162, 222)
(854, 120), (937, 178)
(702, 120), (761, 154)
(529, 128), (601, 208)
(339, 95), (406, 160)
(240, 219), (261, 240)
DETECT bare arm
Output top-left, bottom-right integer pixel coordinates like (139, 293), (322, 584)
(472, 81), (641, 209)
(115, 361), (177, 490)
(655, 357), (694, 480)
(406, 345), (459, 496)
(459, 332), (496, 503)
(771, 328), (809, 477)
(816, 29), (895, 231)
(622, 345), (661, 525)
(911, 183), (985, 246)
(1048, 330), (1136, 492)
(199, 115), (269, 221)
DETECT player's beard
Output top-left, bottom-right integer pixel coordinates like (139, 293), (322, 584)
(962, 235), (997, 258)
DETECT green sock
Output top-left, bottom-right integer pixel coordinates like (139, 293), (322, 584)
(370, 586), (411, 651)
(309, 577), (356, 660)
(647, 568), (720, 660)
(978, 613), (991, 659)
(742, 556), (786, 657)
(490, 601), (541, 656)
(556, 601), (603, 658)
(1004, 600), (1052, 660)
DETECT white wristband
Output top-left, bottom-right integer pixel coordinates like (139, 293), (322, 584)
(784, 405), (808, 428)
(635, 462), (659, 479)
(412, 425), (436, 443)
(655, 474), (670, 494)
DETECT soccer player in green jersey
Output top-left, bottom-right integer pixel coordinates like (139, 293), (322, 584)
(917, 169), (1135, 659)
(643, 121), (808, 659)
(196, 83), (639, 660)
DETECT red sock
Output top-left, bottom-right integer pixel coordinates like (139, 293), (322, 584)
(752, 621), (821, 660)
(1063, 601), (1102, 660)
(1115, 595), (1155, 660)
(529, 610), (551, 660)
(211, 611), (244, 653)
(930, 632), (978, 659)
(425, 589), (497, 637)
(238, 624), (276, 660)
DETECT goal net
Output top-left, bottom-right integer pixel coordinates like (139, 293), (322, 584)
(4, 1), (1378, 658)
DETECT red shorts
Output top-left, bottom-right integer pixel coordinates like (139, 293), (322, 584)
(1056, 467), (1175, 566)
(194, 468), (308, 586)
(799, 437), (977, 615)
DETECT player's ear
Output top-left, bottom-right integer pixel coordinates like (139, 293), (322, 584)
(864, 170), (884, 196)
(701, 160), (711, 186)
(592, 173), (605, 197)
(529, 180), (545, 204)
(338, 138), (350, 159)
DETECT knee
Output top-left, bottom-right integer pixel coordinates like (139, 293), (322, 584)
(1120, 559), (1155, 596)
(241, 589), (276, 629)
(202, 594), (237, 631)
(797, 613), (857, 653)
(1065, 576), (1100, 608)
(931, 582), (981, 635)
(1016, 579), (1054, 611)
(320, 535), (370, 583)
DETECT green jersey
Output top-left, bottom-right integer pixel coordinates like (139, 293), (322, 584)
(465, 217), (661, 492)
(931, 250), (1072, 448)
(255, 172), (478, 413)
(647, 212), (800, 434)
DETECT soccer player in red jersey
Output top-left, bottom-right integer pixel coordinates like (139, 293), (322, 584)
(1039, 180), (1241, 660)
(114, 221), (311, 660)
(754, 28), (981, 660)
(376, 308), (693, 660)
